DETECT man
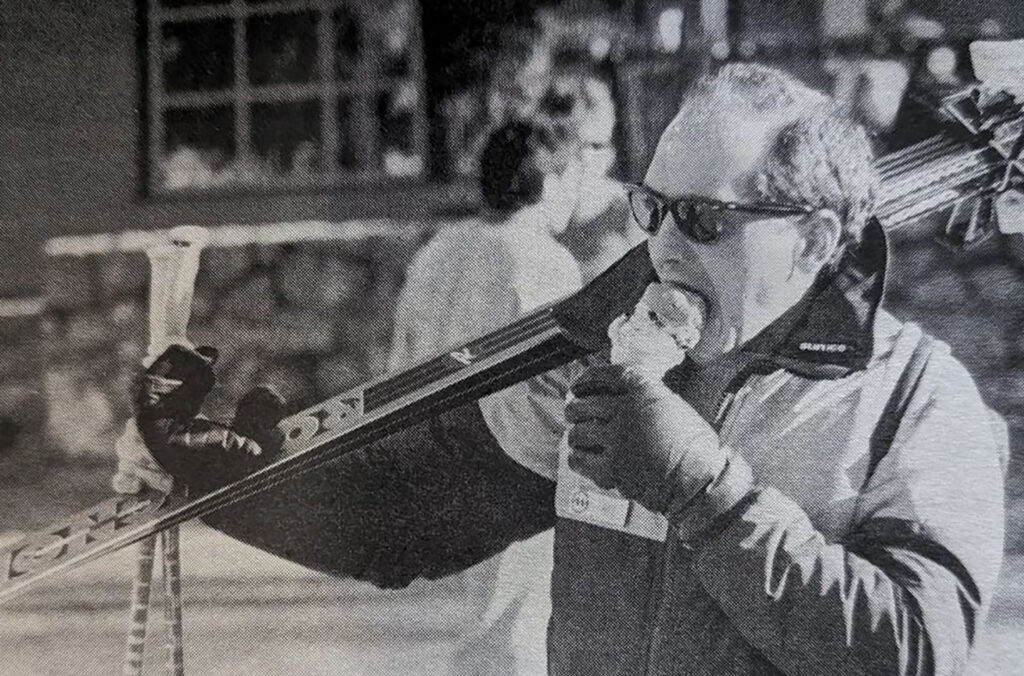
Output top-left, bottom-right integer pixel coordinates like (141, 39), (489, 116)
(128, 64), (1007, 675)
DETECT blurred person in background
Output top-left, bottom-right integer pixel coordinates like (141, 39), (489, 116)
(476, 36), (640, 285)
(551, 73), (646, 284)
(388, 74), (613, 675)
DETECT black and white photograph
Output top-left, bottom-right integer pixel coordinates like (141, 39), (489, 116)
(2, 1), (1024, 674)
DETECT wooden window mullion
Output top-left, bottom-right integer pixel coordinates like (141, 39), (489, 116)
(148, 2), (165, 192)
(355, 3), (381, 172)
(317, 1), (338, 175)
(408, 0), (428, 167)
(233, 0), (251, 164)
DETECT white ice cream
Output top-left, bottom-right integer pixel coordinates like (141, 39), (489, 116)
(608, 283), (706, 376)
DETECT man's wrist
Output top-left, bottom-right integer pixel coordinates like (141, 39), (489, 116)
(671, 451), (756, 547)
(661, 428), (725, 507)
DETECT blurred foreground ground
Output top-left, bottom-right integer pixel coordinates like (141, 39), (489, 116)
(0, 519), (1022, 676)
(0, 523), (466, 675)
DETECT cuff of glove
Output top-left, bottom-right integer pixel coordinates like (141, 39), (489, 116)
(671, 452), (755, 548)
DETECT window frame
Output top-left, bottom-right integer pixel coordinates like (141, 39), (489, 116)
(144, 0), (429, 197)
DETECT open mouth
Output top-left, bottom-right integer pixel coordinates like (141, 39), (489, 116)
(652, 261), (712, 317)
(607, 281), (708, 369)
(654, 283), (709, 325)
(624, 282), (707, 351)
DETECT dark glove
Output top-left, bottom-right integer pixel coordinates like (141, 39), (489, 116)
(135, 345), (288, 494)
(135, 344), (219, 420)
(232, 384), (288, 458)
(565, 364), (727, 516)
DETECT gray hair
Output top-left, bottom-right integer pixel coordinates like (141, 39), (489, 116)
(674, 63), (879, 248)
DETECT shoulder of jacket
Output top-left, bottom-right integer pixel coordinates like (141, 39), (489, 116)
(871, 313), (968, 396)
(410, 226), (515, 276)
(872, 314), (1008, 464)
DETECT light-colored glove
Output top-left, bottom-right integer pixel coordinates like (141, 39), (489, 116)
(111, 418), (174, 494)
(565, 364), (727, 516)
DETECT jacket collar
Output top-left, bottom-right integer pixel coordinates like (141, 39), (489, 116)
(737, 217), (889, 380)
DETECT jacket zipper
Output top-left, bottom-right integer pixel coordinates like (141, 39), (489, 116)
(640, 363), (764, 675)
(712, 363), (767, 430)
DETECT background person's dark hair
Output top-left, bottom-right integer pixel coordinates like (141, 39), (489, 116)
(478, 114), (581, 217)
(479, 120), (546, 215)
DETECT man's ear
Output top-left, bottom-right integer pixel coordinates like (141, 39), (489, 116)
(794, 209), (842, 273)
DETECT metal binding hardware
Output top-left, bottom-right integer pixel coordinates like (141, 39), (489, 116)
(931, 87), (1024, 250)
(996, 126), (1024, 193)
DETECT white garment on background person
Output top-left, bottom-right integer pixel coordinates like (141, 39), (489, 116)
(389, 205), (581, 371)
(388, 203), (582, 676)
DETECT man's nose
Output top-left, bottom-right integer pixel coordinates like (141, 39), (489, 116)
(652, 212), (691, 252)
(652, 219), (715, 274)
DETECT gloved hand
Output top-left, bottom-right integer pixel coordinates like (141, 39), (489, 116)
(111, 419), (175, 494)
(133, 345), (287, 494)
(564, 364), (727, 516)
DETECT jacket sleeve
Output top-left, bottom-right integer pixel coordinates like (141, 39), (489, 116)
(199, 400), (556, 589)
(679, 356), (1007, 676)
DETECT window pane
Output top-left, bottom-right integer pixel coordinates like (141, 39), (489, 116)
(336, 96), (359, 169)
(333, 5), (361, 80)
(161, 106), (235, 190)
(377, 83), (422, 176)
(735, 0), (818, 46)
(251, 100), (323, 176)
(247, 11), (318, 86)
(162, 19), (234, 92)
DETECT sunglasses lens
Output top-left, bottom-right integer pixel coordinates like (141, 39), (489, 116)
(668, 203), (716, 243)
(628, 191), (662, 234)
(684, 203), (720, 243)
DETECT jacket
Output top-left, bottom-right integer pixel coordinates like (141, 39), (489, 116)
(200, 221), (1007, 675)
(388, 208), (581, 371)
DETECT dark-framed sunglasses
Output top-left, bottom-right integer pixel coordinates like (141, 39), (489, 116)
(624, 183), (816, 243)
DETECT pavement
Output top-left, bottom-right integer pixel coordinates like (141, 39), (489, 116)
(0, 523), (1022, 675)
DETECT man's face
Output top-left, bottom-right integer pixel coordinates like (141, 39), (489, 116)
(542, 113), (614, 235)
(545, 80), (618, 231)
(643, 112), (810, 363)
(573, 104), (618, 223)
